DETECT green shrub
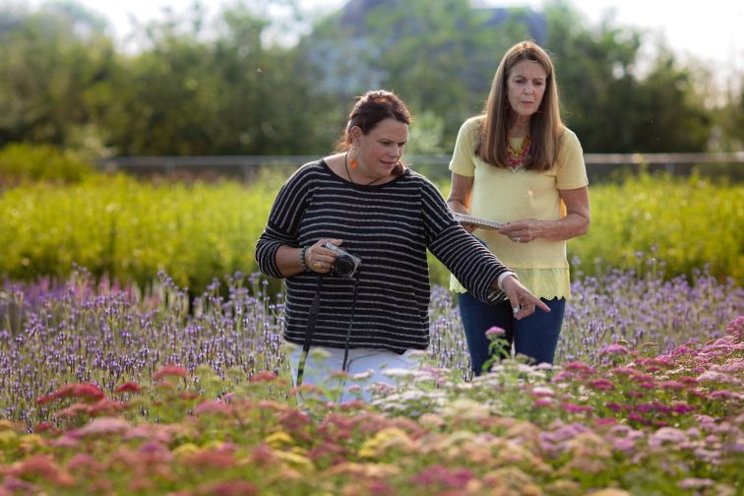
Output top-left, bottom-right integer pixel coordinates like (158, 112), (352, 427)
(0, 143), (94, 186)
(0, 170), (742, 293)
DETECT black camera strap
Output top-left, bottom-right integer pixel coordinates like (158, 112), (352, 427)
(341, 272), (361, 372)
(296, 275), (323, 387)
(295, 271), (361, 387)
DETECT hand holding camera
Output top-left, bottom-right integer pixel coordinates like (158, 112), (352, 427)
(306, 239), (361, 278)
(321, 242), (361, 278)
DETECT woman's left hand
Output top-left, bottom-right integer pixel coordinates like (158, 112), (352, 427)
(499, 219), (541, 244)
(500, 276), (550, 319)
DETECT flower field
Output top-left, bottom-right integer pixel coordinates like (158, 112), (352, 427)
(1, 267), (742, 494)
(1, 170), (743, 493)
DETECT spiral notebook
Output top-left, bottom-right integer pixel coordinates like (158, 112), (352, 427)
(452, 212), (503, 230)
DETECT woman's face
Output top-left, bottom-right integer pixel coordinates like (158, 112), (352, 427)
(352, 117), (408, 178)
(506, 59), (548, 118)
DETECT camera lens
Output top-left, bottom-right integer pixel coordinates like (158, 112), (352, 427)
(333, 255), (355, 278)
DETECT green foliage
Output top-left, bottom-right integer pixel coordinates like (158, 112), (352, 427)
(0, 171), (742, 293)
(543, 0), (711, 153)
(429, 171), (744, 287)
(568, 171), (744, 283)
(0, 174), (274, 294)
(0, 1), (116, 154)
(1, 0), (740, 156)
(0, 143), (94, 185)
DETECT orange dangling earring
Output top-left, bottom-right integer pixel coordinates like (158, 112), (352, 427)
(350, 147), (359, 170)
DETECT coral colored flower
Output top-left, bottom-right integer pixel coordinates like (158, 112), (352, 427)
(114, 382), (142, 393)
(10, 454), (74, 486)
(36, 383), (105, 405)
(154, 364), (188, 380)
(250, 370), (278, 382)
(75, 417), (132, 437)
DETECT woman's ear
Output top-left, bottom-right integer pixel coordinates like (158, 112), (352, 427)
(349, 125), (362, 143)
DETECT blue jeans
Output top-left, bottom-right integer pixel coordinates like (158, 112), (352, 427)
(458, 292), (566, 374)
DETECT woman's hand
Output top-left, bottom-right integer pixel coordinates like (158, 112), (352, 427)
(305, 238), (342, 274)
(498, 219), (542, 244)
(500, 275), (550, 319)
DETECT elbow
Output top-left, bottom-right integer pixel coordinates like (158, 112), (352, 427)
(578, 216), (591, 236)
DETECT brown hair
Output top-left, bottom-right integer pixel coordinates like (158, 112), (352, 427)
(479, 40), (564, 171)
(336, 90), (412, 176)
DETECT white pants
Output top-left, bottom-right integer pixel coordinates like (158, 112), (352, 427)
(288, 345), (420, 403)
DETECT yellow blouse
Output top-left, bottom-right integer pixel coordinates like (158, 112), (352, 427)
(449, 116), (588, 299)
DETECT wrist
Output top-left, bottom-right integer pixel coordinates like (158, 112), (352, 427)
(299, 246), (308, 272)
(497, 271), (517, 290)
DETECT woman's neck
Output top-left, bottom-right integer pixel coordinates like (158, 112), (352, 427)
(508, 117), (530, 138)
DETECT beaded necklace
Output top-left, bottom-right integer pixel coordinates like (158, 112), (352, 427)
(506, 135), (531, 171)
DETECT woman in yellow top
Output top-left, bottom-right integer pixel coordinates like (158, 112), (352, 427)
(448, 40), (591, 374)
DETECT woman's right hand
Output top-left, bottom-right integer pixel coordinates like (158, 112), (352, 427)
(305, 239), (342, 274)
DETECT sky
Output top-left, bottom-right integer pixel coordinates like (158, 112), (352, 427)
(24, 0), (744, 80)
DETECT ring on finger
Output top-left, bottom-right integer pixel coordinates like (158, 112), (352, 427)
(313, 261), (321, 270)
(515, 236), (521, 243)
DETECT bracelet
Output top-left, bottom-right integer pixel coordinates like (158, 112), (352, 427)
(299, 246), (308, 272)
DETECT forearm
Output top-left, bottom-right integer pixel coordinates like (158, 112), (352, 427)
(274, 245), (306, 278)
(533, 212), (590, 241)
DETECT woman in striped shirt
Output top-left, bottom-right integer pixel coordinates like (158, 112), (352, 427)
(256, 90), (549, 402)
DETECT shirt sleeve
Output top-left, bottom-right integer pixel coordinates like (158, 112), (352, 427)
(448, 117), (481, 178)
(420, 178), (509, 304)
(556, 129), (589, 190)
(255, 167), (312, 278)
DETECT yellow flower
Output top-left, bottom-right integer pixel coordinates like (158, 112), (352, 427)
(274, 450), (314, 471)
(586, 490), (632, 496)
(265, 431), (294, 449)
(358, 427), (413, 459)
(0, 430), (18, 449)
(0, 419), (16, 431)
(327, 461), (401, 479)
(19, 434), (45, 454)
(172, 442), (200, 458)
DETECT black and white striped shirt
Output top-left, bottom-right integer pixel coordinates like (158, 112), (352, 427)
(256, 159), (509, 354)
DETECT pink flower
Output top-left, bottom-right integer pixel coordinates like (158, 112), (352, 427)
(115, 382), (142, 394)
(600, 343), (630, 355)
(726, 315), (744, 342)
(154, 364), (189, 380)
(588, 378), (616, 391)
(250, 371), (278, 383)
(9, 455), (74, 486)
(560, 402), (593, 414)
(36, 383), (105, 405)
(485, 326), (506, 338)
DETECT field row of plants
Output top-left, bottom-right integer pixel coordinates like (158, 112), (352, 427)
(0, 267), (742, 494)
(1, 171), (743, 294)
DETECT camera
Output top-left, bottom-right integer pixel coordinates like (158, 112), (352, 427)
(322, 242), (361, 278)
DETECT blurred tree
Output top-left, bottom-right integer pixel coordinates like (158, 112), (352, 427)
(104, 0), (332, 156)
(0, 1), (116, 157)
(543, 0), (712, 152)
(301, 0), (544, 153)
